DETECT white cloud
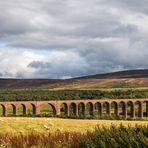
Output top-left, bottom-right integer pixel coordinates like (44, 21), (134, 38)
(0, 49), (44, 78)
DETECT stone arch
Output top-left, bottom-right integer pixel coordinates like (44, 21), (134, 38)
(94, 102), (102, 117)
(86, 102), (94, 116)
(78, 102), (85, 117)
(127, 101), (134, 118)
(119, 101), (127, 118)
(25, 104), (35, 115)
(17, 104), (27, 115)
(7, 104), (17, 115)
(143, 101), (148, 117)
(40, 103), (56, 116)
(60, 103), (68, 116)
(135, 101), (142, 118)
(0, 104), (6, 116)
(111, 101), (118, 116)
(48, 103), (56, 115)
(103, 102), (110, 115)
(69, 103), (77, 116)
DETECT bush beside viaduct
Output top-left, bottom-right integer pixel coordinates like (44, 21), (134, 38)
(0, 99), (148, 118)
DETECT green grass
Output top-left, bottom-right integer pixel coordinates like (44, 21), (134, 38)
(0, 117), (147, 135)
(78, 87), (148, 91)
(48, 87), (148, 91)
(0, 124), (147, 148)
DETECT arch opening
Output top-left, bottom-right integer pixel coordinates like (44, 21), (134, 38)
(94, 102), (102, 117)
(40, 103), (56, 117)
(60, 103), (68, 116)
(119, 101), (126, 118)
(86, 102), (94, 117)
(103, 102), (110, 116)
(111, 101), (118, 117)
(17, 104), (27, 115)
(7, 104), (17, 116)
(27, 104), (36, 115)
(69, 103), (77, 116)
(127, 101), (134, 118)
(143, 101), (148, 117)
(135, 101), (142, 118)
(0, 104), (6, 116)
(78, 102), (85, 117)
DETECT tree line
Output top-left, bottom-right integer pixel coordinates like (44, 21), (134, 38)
(0, 88), (147, 101)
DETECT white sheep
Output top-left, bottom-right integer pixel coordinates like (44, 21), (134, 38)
(43, 125), (49, 130)
(0, 119), (4, 122)
(46, 118), (51, 121)
(57, 128), (61, 132)
(49, 122), (54, 126)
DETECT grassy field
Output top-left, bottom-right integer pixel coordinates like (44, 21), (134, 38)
(0, 117), (147, 134)
(48, 87), (148, 91)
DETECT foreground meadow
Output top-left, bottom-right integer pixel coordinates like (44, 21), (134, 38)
(0, 118), (147, 147)
(0, 123), (147, 148)
(0, 117), (147, 134)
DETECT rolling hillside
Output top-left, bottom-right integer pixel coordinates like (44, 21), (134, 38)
(1, 69), (148, 89)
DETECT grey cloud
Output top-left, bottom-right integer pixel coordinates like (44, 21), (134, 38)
(0, 0), (140, 49)
(0, 0), (148, 78)
(28, 61), (51, 69)
(104, 0), (148, 15)
(0, 72), (14, 78)
(25, 44), (148, 78)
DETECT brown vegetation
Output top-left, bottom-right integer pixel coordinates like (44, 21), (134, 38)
(0, 124), (147, 148)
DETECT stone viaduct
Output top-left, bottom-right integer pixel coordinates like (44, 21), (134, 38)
(0, 98), (148, 118)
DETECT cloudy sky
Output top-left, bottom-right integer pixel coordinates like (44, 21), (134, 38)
(0, 0), (148, 78)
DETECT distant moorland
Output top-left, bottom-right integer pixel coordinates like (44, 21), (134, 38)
(1, 69), (148, 89)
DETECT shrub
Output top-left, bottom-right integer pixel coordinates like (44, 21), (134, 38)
(0, 89), (148, 102)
